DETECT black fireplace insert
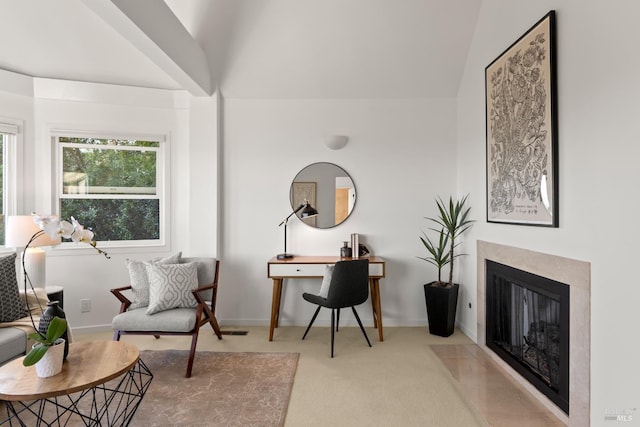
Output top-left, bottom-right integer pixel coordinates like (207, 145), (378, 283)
(486, 260), (569, 414)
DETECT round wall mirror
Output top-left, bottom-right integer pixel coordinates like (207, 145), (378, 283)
(289, 162), (356, 229)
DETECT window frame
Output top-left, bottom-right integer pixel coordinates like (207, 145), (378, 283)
(0, 118), (24, 248)
(51, 130), (170, 250)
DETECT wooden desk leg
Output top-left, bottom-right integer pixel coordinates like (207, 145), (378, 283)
(369, 278), (384, 341)
(269, 278), (283, 341)
(369, 280), (378, 328)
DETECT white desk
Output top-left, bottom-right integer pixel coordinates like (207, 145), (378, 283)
(267, 256), (386, 341)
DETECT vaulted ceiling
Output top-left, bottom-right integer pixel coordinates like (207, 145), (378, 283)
(0, 0), (481, 98)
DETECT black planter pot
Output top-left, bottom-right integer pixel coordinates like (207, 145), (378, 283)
(423, 282), (459, 337)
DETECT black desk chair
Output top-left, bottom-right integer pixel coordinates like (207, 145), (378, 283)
(301, 259), (372, 357)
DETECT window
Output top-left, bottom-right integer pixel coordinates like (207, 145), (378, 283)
(54, 134), (166, 246)
(0, 133), (6, 245)
(0, 122), (19, 246)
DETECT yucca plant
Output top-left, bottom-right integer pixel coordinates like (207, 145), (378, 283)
(422, 194), (474, 287)
(23, 316), (67, 366)
(418, 227), (450, 283)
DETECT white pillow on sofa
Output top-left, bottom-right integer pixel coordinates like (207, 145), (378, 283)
(146, 262), (199, 315)
(318, 264), (334, 298)
(126, 252), (182, 309)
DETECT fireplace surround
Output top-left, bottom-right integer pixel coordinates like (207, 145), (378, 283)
(477, 241), (590, 426)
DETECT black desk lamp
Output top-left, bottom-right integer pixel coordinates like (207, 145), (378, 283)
(277, 200), (318, 260)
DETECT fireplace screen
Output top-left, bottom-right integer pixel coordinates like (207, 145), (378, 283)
(486, 260), (569, 414)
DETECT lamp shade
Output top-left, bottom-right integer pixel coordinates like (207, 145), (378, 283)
(5, 215), (61, 248)
(300, 202), (318, 218)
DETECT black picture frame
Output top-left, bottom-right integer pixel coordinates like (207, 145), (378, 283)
(485, 11), (558, 227)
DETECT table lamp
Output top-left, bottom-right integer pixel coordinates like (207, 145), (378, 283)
(277, 200), (318, 260)
(5, 215), (61, 289)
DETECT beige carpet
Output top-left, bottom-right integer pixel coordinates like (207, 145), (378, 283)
(133, 350), (299, 427)
(75, 327), (492, 426)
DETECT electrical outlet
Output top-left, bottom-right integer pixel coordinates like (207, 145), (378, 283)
(80, 299), (91, 313)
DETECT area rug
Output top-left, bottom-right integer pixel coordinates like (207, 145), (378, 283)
(131, 350), (299, 427)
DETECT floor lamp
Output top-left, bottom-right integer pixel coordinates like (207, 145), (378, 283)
(277, 200), (318, 260)
(5, 215), (61, 290)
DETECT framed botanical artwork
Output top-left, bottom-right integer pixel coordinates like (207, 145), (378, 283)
(291, 182), (317, 227)
(485, 11), (558, 227)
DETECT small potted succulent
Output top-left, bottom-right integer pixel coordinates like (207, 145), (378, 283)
(419, 194), (473, 337)
(23, 316), (68, 377)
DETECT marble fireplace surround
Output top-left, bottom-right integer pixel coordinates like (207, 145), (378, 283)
(477, 240), (591, 426)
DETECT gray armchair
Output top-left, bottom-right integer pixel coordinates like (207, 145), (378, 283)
(111, 257), (222, 378)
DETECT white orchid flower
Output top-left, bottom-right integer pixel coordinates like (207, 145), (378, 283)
(77, 228), (95, 244)
(30, 213), (110, 259)
(41, 217), (74, 240)
(68, 217), (95, 244)
(32, 214), (57, 231)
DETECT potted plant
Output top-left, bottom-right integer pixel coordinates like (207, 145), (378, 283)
(419, 194), (473, 337)
(23, 316), (68, 377)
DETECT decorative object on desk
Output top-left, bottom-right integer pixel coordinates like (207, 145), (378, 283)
(350, 233), (359, 258)
(340, 241), (352, 258)
(357, 244), (370, 257)
(277, 200), (318, 260)
(290, 162), (356, 229)
(419, 195), (474, 337)
(486, 11), (558, 227)
(38, 301), (69, 360)
(23, 316), (67, 377)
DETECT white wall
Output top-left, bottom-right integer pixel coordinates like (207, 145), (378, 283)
(457, 0), (640, 422)
(0, 69), (35, 215)
(218, 98), (457, 327)
(0, 76), (219, 331)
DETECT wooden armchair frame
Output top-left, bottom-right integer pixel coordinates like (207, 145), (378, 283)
(111, 260), (223, 378)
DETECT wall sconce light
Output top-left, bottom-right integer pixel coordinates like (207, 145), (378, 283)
(324, 135), (349, 150)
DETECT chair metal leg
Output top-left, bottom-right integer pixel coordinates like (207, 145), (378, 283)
(331, 309), (335, 358)
(302, 306), (322, 340)
(352, 307), (372, 348)
(113, 330), (121, 341)
(336, 308), (340, 332)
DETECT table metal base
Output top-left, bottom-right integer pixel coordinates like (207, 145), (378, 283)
(1, 358), (152, 426)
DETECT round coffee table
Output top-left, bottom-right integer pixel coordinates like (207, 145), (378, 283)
(0, 340), (153, 426)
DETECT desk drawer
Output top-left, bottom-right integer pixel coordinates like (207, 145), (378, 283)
(269, 262), (384, 278)
(368, 263), (384, 277)
(269, 263), (328, 277)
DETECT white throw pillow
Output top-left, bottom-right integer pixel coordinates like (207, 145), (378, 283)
(318, 264), (334, 298)
(146, 262), (199, 315)
(126, 252), (182, 309)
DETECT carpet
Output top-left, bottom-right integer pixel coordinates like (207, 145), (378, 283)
(132, 350), (299, 427)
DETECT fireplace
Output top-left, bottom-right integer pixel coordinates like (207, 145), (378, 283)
(477, 241), (590, 426)
(485, 260), (569, 414)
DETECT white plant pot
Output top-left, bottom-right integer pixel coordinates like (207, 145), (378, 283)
(34, 338), (65, 378)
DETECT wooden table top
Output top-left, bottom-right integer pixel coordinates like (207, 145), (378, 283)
(0, 341), (139, 401)
(268, 255), (385, 264)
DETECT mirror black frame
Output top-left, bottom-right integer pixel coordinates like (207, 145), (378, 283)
(289, 162), (356, 229)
